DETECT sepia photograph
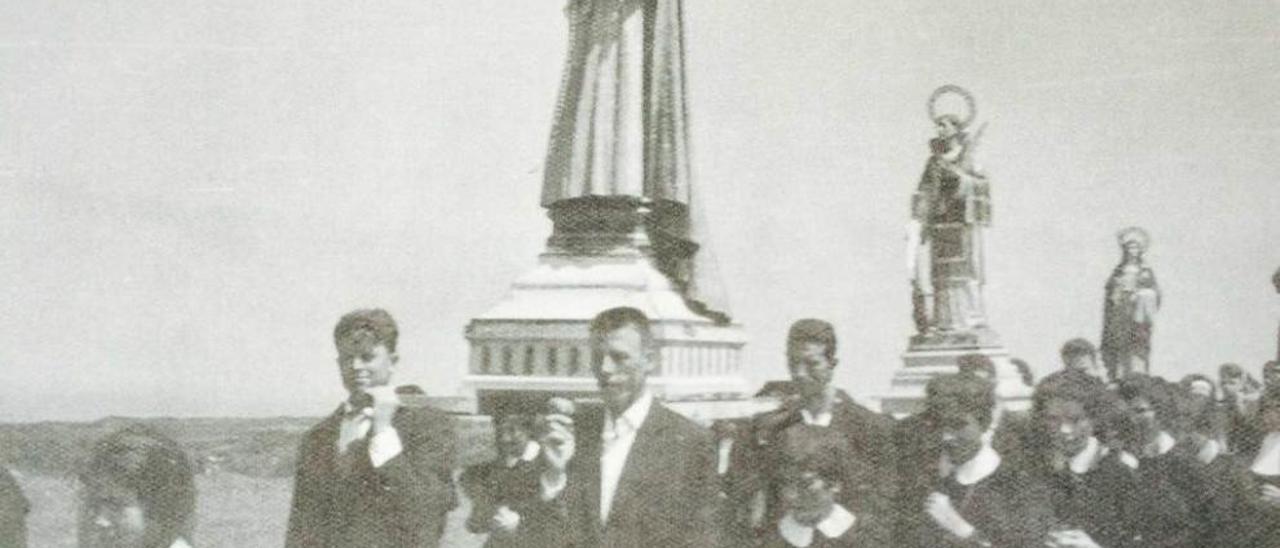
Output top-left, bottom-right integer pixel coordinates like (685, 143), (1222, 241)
(1, 1), (1278, 546)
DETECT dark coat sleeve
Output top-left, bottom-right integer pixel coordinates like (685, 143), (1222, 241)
(285, 422), (331, 548)
(374, 407), (459, 545)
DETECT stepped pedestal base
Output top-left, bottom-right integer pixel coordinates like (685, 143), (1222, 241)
(881, 329), (1031, 417)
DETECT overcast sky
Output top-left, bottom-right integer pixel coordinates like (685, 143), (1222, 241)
(1, 1), (1277, 421)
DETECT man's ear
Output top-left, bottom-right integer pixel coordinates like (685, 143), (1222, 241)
(390, 352), (400, 368)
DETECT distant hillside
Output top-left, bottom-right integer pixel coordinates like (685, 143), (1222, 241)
(0, 415), (495, 478)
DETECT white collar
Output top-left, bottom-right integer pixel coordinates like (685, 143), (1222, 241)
(1118, 451), (1140, 470)
(952, 444), (1001, 486)
(1068, 437), (1103, 475)
(777, 504), (856, 547)
(1251, 431), (1280, 475)
(604, 390), (654, 437)
(170, 538), (194, 548)
(1197, 439), (1222, 465)
(505, 441), (541, 467)
(800, 407), (833, 427)
(1154, 431), (1176, 455)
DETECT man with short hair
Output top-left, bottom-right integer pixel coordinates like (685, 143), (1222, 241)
(537, 307), (721, 548)
(286, 309), (457, 548)
(1057, 338), (1106, 382)
(748, 319), (895, 545)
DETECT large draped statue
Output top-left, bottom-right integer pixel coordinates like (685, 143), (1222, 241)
(1100, 227), (1161, 380)
(909, 86), (992, 337)
(541, 0), (729, 323)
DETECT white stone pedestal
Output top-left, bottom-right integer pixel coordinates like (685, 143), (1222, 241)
(464, 241), (750, 415)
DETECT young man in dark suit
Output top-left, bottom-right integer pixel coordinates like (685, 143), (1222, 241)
(286, 309), (457, 548)
(747, 319), (896, 545)
(536, 307), (722, 548)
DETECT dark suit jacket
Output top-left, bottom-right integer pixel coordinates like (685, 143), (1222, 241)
(460, 457), (548, 548)
(748, 389), (897, 545)
(0, 466), (27, 548)
(540, 403), (721, 548)
(286, 404), (457, 548)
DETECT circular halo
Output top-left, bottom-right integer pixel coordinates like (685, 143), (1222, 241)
(1116, 226), (1151, 249)
(928, 85), (977, 128)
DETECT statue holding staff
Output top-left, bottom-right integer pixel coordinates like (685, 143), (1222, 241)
(909, 85), (992, 335)
(1100, 227), (1161, 380)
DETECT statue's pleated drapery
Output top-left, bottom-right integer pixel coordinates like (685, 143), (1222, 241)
(541, 0), (730, 323)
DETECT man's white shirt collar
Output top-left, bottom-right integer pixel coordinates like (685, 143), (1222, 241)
(777, 504), (856, 547)
(1068, 436), (1103, 475)
(800, 407), (833, 427)
(604, 390), (654, 441)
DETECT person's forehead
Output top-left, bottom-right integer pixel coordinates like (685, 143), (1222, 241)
(790, 341), (830, 356)
(337, 340), (389, 356)
(1044, 398), (1086, 416)
(600, 325), (644, 347)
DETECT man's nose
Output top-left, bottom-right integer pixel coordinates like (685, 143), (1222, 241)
(1058, 423), (1074, 435)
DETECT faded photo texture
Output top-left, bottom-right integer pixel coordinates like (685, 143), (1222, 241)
(1, 1), (1278, 547)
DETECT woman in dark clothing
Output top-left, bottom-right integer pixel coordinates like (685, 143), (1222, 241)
(459, 414), (546, 548)
(1174, 390), (1262, 548)
(1240, 386), (1280, 546)
(907, 374), (1054, 548)
(1114, 376), (1207, 548)
(758, 425), (873, 548)
(1030, 373), (1136, 548)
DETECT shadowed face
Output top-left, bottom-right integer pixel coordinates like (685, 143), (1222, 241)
(336, 343), (397, 395)
(788, 342), (835, 398)
(778, 463), (840, 526)
(591, 323), (652, 415)
(79, 480), (147, 548)
(495, 417), (533, 459)
(1041, 398), (1092, 459)
(940, 412), (985, 465)
(1066, 354), (1104, 380)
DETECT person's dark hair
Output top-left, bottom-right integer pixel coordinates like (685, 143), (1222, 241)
(1260, 385), (1280, 416)
(773, 424), (851, 487)
(1219, 363), (1244, 380)
(1118, 374), (1177, 430)
(334, 308), (399, 353)
(1031, 373), (1126, 446)
(786, 319), (837, 362)
(588, 307), (655, 351)
(956, 354), (995, 380)
(1059, 338), (1097, 364)
(1011, 358), (1034, 387)
(927, 374), (996, 430)
(81, 425), (195, 548)
(495, 413), (535, 433)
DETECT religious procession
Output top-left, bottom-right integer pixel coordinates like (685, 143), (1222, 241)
(2, 1), (1277, 548)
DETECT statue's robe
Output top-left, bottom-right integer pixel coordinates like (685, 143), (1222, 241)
(1100, 262), (1159, 379)
(541, 0), (728, 322)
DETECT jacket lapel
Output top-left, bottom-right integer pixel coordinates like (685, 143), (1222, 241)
(604, 404), (669, 531)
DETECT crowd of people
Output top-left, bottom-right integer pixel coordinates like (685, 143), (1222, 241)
(1, 307), (1277, 547)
